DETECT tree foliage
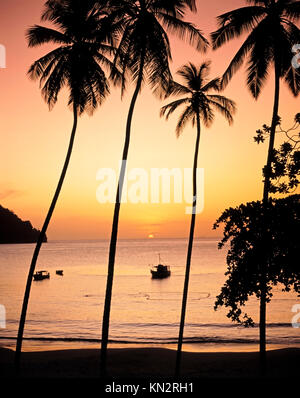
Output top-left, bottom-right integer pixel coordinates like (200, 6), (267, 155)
(160, 61), (236, 136)
(211, 0), (300, 97)
(107, 0), (208, 97)
(213, 195), (300, 326)
(27, 0), (121, 114)
(254, 113), (300, 194)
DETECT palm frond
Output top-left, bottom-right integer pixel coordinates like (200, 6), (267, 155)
(165, 80), (192, 97)
(213, 0), (300, 102)
(41, 55), (69, 109)
(26, 25), (72, 47)
(28, 0), (116, 114)
(245, 1), (269, 5)
(145, 14), (173, 98)
(27, 47), (69, 80)
(177, 62), (210, 91)
(206, 94), (237, 115)
(161, 61), (236, 135)
(156, 12), (209, 52)
(284, 64), (300, 96)
(198, 101), (214, 128)
(111, 22), (133, 95)
(160, 98), (191, 119)
(207, 99), (236, 125)
(201, 78), (221, 92)
(220, 19), (269, 88)
(41, 0), (65, 22)
(284, 1), (300, 21)
(94, 51), (122, 87)
(211, 5), (266, 50)
(152, 0), (197, 16)
(175, 105), (195, 137)
(71, 56), (110, 115)
(177, 63), (197, 83)
(246, 36), (273, 98)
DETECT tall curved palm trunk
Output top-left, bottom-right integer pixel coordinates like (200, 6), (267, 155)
(211, 0), (300, 376)
(175, 111), (201, 378)
(160, 62), (235, 377)
(100, 51), (145, 378)
(259, 57), (280, 375)
(15, 104), (78, 374)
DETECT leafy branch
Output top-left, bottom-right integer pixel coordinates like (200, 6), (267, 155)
(213, 195), (300, 326)
(254, 113), (300, 194)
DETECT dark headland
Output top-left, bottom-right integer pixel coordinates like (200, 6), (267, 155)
(0, 205), (46, 244)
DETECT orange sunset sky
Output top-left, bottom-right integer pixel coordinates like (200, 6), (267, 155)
(0, 0), (299, 240)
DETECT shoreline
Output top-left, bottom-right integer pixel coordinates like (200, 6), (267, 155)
(1, 338), (299, 353)
(1, 346), (299, 379)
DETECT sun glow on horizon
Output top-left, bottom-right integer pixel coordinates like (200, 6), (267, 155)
(1, 0), (300, 240)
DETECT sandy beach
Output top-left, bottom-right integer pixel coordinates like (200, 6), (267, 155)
(1, 346), (299, 380)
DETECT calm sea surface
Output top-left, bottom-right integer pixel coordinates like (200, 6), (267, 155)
(0, 239), (299, 352)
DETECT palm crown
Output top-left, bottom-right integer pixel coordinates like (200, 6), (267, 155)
(27, 0), (121, 114)
(160, 62), (236, 136)
(108, 0), (209, 96)
(211, 0), (300, 98)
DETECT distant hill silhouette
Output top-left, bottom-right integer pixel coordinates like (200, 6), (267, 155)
(0, 205), (47, 244)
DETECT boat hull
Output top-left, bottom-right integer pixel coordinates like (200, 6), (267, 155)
(33, 271), (50, 281)
(151, 270), (171, 279)
(33, 275), (50, 281)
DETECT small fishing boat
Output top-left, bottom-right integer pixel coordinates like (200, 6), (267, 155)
(33, 271), (50, 281)
(150, 254), (171, 279)
(56, 270), (63, 276)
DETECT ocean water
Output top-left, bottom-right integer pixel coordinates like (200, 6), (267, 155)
(0, 238), (299, 352)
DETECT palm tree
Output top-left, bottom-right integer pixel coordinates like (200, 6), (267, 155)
(211, 0), (300, 373)
(99, 0), (209, 377)
(160, 62), (236, 377)
(14, 0), (120, 374)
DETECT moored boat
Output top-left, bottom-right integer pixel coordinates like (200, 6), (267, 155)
(151, 264), (171, 279)
(33, 271), (50, 281)
(150, 254), (171, 279)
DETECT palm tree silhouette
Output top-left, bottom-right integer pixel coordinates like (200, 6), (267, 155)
(14, 0), (120, 374)
(211, 0), (300, 373)
(160, 62), (236, 377)
(99, 0), (208, 377)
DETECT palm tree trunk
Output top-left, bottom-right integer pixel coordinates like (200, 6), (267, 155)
(14, 104), (78, 375)
(175, 111), (201, 378)
(100, 52), (145, 378)
(259, 58), (280, 376)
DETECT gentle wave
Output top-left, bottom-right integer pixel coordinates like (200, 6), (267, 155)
(4, 320), (294, 329)
(121, 322), (294, 329)
(1, 335), (299, 345)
